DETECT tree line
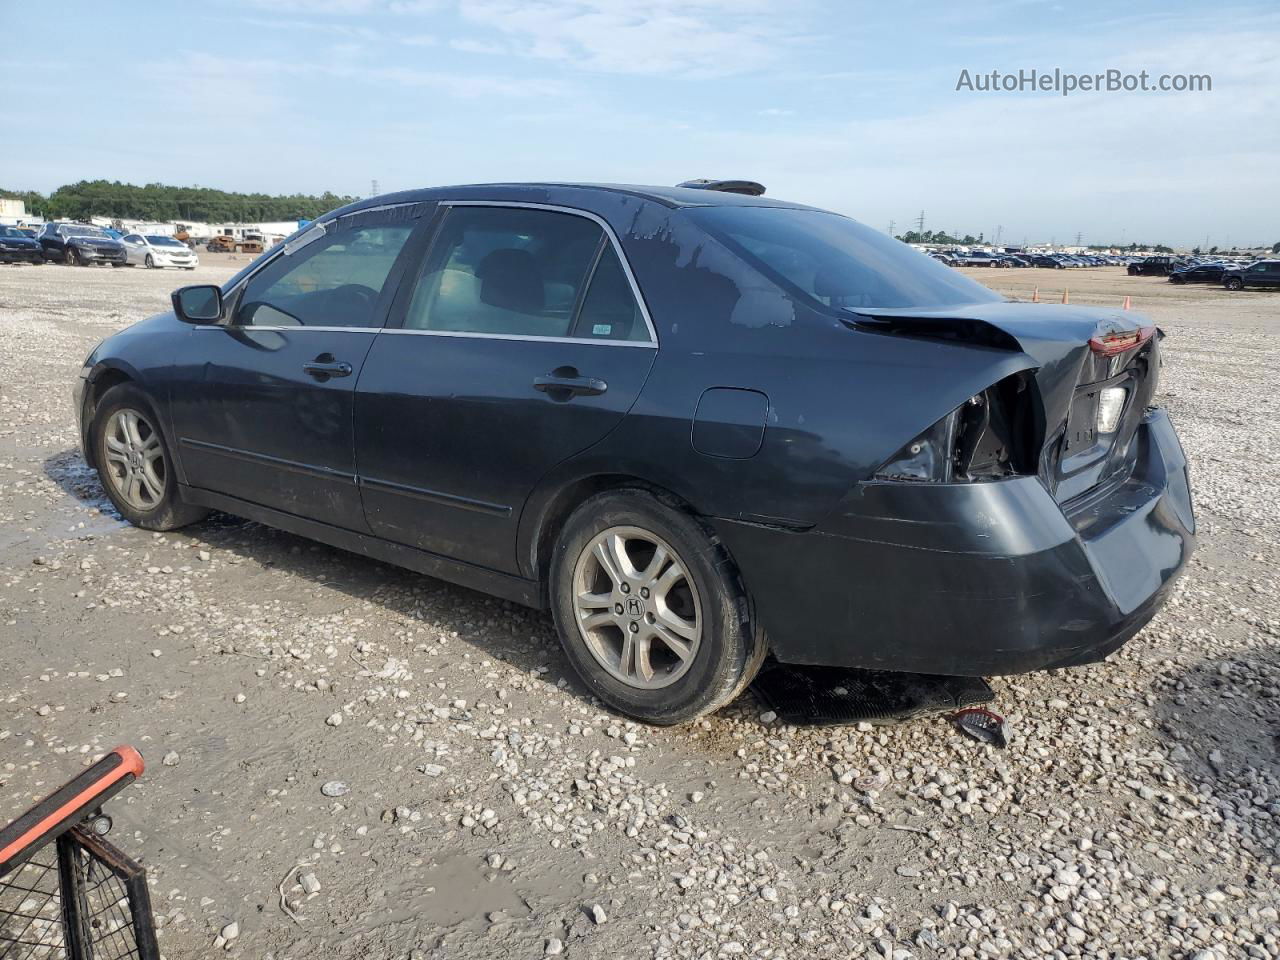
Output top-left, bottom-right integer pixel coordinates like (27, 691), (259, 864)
(1, 181), (356, 223)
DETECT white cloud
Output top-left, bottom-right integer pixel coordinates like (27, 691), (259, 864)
(457, 0), (806, 76)
(450, 37), (508, 55)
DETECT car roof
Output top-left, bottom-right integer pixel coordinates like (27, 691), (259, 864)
(339, 182), (818, 215)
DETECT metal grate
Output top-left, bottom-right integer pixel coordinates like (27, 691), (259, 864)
(0, 829), (158, 960)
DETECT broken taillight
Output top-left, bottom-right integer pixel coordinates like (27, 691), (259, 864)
(1089, 325), (1156, 357)
(874, 373), (1036, 483)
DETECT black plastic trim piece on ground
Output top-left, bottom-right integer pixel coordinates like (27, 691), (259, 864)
(750, 663), (994, 725)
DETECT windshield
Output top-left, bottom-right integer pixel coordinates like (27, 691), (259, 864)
(687, 206), (1002, 311)
(0, 227), (19, 238)
(61, 224), (107, 238)
(146, 235), (185, 247)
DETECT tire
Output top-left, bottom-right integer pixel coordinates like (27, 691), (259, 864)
(1225, 277), (1243, 291)
(90, 383), (208, 531)
(64, 246), (79, 266)
(549, 489), (767, 724)
(144, 254), (154, 269)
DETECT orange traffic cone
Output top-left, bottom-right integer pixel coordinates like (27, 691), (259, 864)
(1122, 295), (1131, 310)
(1061, 288), (1070, 304)
(1031, 287), (1039, 303)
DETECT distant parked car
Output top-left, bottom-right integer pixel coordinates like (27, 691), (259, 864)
(0, 225), (46, 264)
(38, 223), (126, 266)
(1028, 255), (1066, 268)
(957, 251), (1008, 267)
(1169, 264), (1225, 285)
(1127, 256), (1180, 277)
(1221, 260), (1280, 291)
(121, 234), (200, 270)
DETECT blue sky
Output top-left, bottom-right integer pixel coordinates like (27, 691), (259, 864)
(5, 0), (1278, 246)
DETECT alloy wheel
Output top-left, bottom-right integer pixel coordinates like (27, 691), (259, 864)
(572, 525), (702, 689)
(102, 409), (166, 510)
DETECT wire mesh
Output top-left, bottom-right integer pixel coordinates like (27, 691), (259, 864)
(0, 829), (157, 960)
(0, 847), (64, 958)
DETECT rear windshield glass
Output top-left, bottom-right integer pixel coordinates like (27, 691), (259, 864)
(686, 206), (1002, 310)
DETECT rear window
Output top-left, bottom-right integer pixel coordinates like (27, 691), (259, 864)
(687, 206), (1002, 310)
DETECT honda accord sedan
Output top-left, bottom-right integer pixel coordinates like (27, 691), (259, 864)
(73, 182), (1195, 723)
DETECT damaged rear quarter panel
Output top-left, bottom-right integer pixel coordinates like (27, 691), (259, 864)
(542, 200), (1043, 530)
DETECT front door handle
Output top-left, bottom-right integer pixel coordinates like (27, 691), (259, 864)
(303, 354), (353, 380)
(533, 371), (608, 398)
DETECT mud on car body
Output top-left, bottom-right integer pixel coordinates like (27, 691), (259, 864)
(73, 182), (1195, 723)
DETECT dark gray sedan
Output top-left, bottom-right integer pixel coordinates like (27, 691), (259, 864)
(72, 182), (1195, 723)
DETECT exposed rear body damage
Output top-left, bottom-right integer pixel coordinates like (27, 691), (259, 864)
(713, 301), (1193, 674)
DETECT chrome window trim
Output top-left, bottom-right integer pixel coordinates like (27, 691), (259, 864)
(211, 199), (661, 346)
(194, 325), (381, 334)
(424, 200), (659, 346)
(378, 328), (657, 348)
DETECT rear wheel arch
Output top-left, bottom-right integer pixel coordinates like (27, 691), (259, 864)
(528, 474), (705, 589)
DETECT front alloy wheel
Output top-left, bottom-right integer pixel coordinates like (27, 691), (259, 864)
(101, 409), (166, 510)
(91, 383), (208, 531)
(573, 526), (702, 689)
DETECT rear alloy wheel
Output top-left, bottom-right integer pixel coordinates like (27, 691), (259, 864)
(1225, 277), (1243, 291)
(551, 489), (767, 724)
(573, 525), (702, 690)
(92, 383), (208, 531)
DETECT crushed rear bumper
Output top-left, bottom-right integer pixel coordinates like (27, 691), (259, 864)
(712, 407), (1194, 676)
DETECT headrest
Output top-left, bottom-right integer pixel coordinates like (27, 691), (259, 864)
(475, 248), (544, 312)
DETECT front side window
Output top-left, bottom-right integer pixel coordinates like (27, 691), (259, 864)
(406, 206), (641, 339)
(686, 206), (1002, 311)
(235, 221), (414, 328)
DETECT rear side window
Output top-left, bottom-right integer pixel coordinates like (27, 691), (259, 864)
(571, 245), (648, 342)
(687, 206), (1002, 310)
(235, 221), (414, 328)
(406, 206), (644, 339)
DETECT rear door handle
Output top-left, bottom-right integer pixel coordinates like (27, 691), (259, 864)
(533, 374), (608, 397)
(303, 355), (353, 380)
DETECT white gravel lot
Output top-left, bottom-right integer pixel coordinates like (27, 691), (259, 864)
(1, 258), (1277, 960)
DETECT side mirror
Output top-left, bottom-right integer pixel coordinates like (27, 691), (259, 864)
(172, 285), (224, 324)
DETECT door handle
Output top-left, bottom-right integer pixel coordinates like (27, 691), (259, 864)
(533, 373), (608, 397)
(303, 355), (353, 380)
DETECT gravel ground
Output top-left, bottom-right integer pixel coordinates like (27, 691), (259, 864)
(1, 258), (1277, 960)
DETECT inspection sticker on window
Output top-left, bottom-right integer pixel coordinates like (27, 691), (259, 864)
(592, 324), (612, 336)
